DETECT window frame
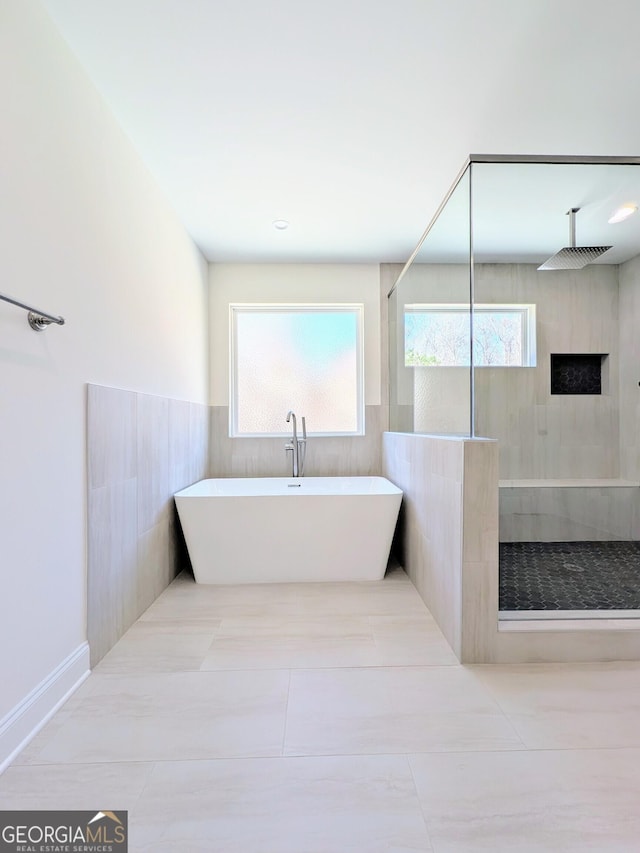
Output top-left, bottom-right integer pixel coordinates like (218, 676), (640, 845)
(404, 302), (537, 368)
(229, 303), (365, 437)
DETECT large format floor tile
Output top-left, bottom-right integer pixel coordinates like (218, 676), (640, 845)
(284, 666), (524, 755)
(8, 566), (640, 853)
(409, 747), (640, 852)
(17, 671), (290, 764)
(139, 579), (303, 623)
(200, 614), (379, 670)
(199, 610), (458, 671)
(96, 621), (220, 673)
(130, 755), (433, 853)
(0, 761), (153, 811)
(292, 580), (430, 618)
(13, 677), (98, 765)
(470, 661), (640, 748)
(370, 614), (459, 666)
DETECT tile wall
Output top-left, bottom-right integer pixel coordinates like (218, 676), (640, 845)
(500, 484), (640, 542)
(392, 262), (621, 478)
(382, 432), (499, 661)
(474, 263), (620, 479)
(87, 384), (209, 666)
(619, 254), (640, 483)
(209, 405), (386, 478)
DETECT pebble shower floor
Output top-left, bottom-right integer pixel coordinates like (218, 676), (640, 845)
(499, 541), (640, 611)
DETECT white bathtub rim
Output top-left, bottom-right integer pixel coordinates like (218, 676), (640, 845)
(175, 475), (402, 499)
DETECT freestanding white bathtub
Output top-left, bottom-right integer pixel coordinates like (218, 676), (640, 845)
(174, 476), (403, 584)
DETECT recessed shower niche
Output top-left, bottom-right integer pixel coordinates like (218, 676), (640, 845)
(550, 353), (607, 395)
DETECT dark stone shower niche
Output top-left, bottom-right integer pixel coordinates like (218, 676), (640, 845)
(550, 353), (606, 395)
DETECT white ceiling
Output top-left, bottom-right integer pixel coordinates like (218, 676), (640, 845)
(41, 0), (640, 263)
(414, 161), (640, 265)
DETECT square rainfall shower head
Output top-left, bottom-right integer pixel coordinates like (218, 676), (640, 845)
(537, 245), (612, 271)
(537, 207), (612, 271)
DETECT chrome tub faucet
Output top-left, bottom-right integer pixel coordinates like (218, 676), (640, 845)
(285, 410), (307, 477)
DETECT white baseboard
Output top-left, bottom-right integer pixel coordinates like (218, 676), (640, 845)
(0, 642), (90, 774)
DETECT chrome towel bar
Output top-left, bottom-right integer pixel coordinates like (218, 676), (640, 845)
(0, 291), (65, 331)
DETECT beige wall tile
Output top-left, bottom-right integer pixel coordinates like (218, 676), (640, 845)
(619, 253), (640, 482)
(383, 433), (500, 664)
(383, 433), (467, 658)
(136, 392), (170, 533)
(87, 384), (136, 489)
(462, 440), (499, 564)
(168, 398), (191, 493)
(474, 263), (620, 479)
(87, 384), (209, 666)
(190, 402), (210, 482)
(388, 262), (623, 480)
(210, 405), (385, 477)
(500, 485), (640, 542)
(137, 521), (171, 616)
(87, 479), (137, 666)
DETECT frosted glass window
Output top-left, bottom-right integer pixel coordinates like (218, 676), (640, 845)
(230, 305), (364, 436)
(405, 303), (536, 367)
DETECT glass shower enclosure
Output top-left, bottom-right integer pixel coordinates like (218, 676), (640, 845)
(388, 155), (640, 620)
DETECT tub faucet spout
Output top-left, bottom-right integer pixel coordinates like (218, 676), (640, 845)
(285, 411), (298, 477)
(285, 410), (306, 477)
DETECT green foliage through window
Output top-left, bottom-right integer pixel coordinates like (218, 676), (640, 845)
(405, 304), (536, 368)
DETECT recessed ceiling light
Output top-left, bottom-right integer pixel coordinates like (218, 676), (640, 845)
(272, 219), (289, 230)
(608, 203), (638, 224)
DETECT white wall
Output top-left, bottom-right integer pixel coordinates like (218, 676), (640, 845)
(209, 263), (381, 406)
(0, 0), (208, 744)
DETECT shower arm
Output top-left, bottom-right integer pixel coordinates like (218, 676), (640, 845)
(567, 207), (579, 247)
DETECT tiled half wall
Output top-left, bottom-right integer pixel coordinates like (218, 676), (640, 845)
(87, 384), (209, 666)
(382, 431), (499, 663)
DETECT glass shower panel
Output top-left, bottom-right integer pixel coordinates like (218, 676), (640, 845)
(470, 158), (640, 616)
(389, 166), (472, 435)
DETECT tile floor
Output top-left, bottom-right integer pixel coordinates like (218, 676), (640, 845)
(500, 540), (640, 610)
(2, 564), (640, 851)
